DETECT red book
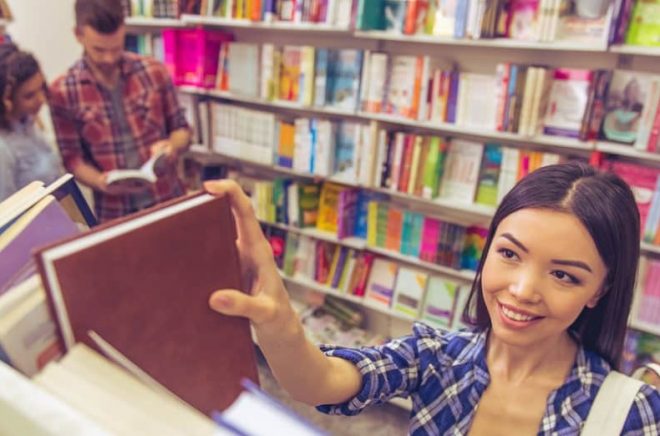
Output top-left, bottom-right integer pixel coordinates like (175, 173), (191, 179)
(35, 193), (259, 415)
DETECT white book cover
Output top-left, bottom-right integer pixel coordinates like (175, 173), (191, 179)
(373, 129), (388, 188)
(293, 118), (312, 174)
(518, 67), (540, 136)
(392, 267), (429, 319)
(459, 73), (498, 130)
(359, 50), (371, 111)
(634, 78), (660, 151)
(389, 132), (406, 191)
(366, 53), (389, 113)
(358, 123), (378, 187)
(313, 120), (335, 177)
(527, 68), (550, 137)
(364, 258), (398, 310)
(228, 43), (260, 97)
(497, 147), (521, 203)
(385, 55), (418, 118)
(439, 139), (485, 203)
(0, 360), (109, 435)
(260, 44), (275, 100)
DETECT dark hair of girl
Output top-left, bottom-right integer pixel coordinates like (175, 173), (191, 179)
(0, 43), (41, 131)
(462, 161), (640, 370)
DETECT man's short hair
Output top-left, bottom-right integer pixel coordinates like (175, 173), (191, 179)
(75, 0), (125, 34)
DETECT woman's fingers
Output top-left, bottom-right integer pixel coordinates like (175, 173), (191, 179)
(204, 179), (266, 248)
(209, 289), (277, 325)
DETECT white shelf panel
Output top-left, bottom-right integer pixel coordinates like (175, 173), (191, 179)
(641, 242), (660, 256)
(181, 14), (351, 33)
(360, 112), (594, 152)
(125, 17), (186, 27)
(596, 142), (660, 163)
(630, 319), (660, 337)
(367, 246), (476, 282)
(354, 31), (609, 52)
(610, 45), (660, 57)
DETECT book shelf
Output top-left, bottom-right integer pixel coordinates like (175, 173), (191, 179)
(135, 12), (660, 343)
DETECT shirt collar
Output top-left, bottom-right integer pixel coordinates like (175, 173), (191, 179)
(78, 52), (132, 84)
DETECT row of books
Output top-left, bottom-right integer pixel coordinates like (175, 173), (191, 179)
(131, 0), (658, 49)
(235, 172), (488, 270)
(183, 0), (354, 26)
(208, 101), (566, 204)
(201, 99), (660, 245)
(123, 0), (180, 18)
(263, 222), (471, 327)
(147, 33), (660, 148)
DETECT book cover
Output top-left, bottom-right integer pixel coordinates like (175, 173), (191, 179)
(543, 68), (594, 138)
(439, 139), (484, 204)
(35, 193), (259, 415)
(421, 276), (460, 329)
(601, 70), (653, 144)
(475, 144), (503, 206)
(392, 267), (429, 318)
(364, 258), (398, 309)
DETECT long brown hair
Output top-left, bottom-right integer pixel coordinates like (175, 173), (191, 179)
(0, 44), (41, 131)
(463, 162), (640, 370)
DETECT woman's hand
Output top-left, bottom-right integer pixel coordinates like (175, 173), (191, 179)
(204, 179), (298, 332)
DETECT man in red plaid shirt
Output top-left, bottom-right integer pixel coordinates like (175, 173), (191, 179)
(49, 0), (191, 222)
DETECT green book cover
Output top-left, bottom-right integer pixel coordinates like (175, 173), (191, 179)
(475, 144), (503, 206)
(626, 0), (660, 46)
(421, 276), (460, 329)
(282, 232), (300, 276)
(375, 202), (389, 248)
(357, 0), (386, 30)
(298, 183), (321, 228)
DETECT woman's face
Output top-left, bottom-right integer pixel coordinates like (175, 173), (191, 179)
(11, 72), (46, 120)
(480, 208), (607, 348)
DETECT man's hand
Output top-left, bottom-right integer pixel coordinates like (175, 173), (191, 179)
(96, 173), (150, 195)
(150, 139), (177, 164)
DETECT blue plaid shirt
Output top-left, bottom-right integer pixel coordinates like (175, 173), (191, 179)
(318, 323), (660, 435)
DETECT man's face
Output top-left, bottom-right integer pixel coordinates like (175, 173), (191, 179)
(75, 24), (126, 76)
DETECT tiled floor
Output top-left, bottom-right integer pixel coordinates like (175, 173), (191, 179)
(256, 351), (410, 435)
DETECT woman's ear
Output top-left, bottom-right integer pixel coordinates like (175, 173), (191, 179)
(586, 285), (608, 309)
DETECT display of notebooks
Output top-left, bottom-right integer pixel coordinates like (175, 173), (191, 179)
(35, 193), (259, 415)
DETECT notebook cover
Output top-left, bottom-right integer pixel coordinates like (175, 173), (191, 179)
(34, 192), (259, 415)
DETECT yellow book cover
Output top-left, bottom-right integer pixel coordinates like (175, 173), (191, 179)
(301, 46), (316, 106)
(316, 183), (343, 233)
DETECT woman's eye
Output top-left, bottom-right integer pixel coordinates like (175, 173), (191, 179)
(497, 248), (517, 260)
(552, 270), (580, 285)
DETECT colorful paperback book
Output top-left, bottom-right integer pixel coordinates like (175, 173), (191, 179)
(475, 144), (503, 206)
(421, 276), (461, 329)
(364, 258), (398, 309)
(392, 267), (429, 318)
(601, 70), (653, 144)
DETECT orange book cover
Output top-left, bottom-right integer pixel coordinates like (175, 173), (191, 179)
(35, 193), (259, 415)
(385, 207), (404, 252)
(398, 134), (416, 193)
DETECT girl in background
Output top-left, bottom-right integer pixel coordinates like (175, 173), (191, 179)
(0, 43), (61, 201)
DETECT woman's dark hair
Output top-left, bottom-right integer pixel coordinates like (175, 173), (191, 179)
(0, 44), (41, 131)
(463, 161), (640, 370)
(75, 0), (125, 34)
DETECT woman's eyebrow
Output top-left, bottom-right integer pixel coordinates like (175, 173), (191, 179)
(550, 259), (593, 273)
(501, 233), (528, 253)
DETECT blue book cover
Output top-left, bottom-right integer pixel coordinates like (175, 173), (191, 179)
(383, 0), (406, 33)
(328, 49), (363, 112)
(400, 210), (414, 256)
(354, 190), (388, 238)
(454, 0), (470, 39)
(409, 212), (424, 258)
(333, 121), (358, 178)
(313, 48), (329, 107)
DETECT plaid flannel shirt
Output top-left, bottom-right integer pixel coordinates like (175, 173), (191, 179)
(49, 52), (189, 222)
(319, 323), (660, 435)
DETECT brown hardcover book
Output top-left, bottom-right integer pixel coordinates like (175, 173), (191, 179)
(34, 192), (259, 415)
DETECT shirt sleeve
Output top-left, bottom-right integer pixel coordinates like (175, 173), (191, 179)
(0, 142), (17, 201)
(622, 383), (660, 435)
(48, 82), (84, 171)
(155, 63), (189, 134)
(316, 322), (446, 416)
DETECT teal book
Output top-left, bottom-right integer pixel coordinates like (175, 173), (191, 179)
(475, 144), (503, 206)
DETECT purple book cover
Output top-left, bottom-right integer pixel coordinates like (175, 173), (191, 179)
(446, 69), (461, 124)
(0, 200), (79, 292)
(330, 247), (349, 288)
(337, 189), (358, 238)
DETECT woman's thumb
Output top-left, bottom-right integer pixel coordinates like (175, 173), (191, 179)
(208, 289), (271, 323)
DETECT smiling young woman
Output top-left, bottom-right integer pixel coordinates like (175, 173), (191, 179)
(205, 162), (659, 435)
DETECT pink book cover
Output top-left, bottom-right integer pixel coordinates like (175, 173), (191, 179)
(605, 160), (660, 235)
(419, 217), (441, 263)
(161, 29), (180, 85)
(174, 28), (232, 88)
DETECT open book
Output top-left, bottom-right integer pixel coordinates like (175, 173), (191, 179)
(105, 151), (167, 188)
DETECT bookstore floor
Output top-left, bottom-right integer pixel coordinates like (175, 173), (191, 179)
(256, 349), (409, 435)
